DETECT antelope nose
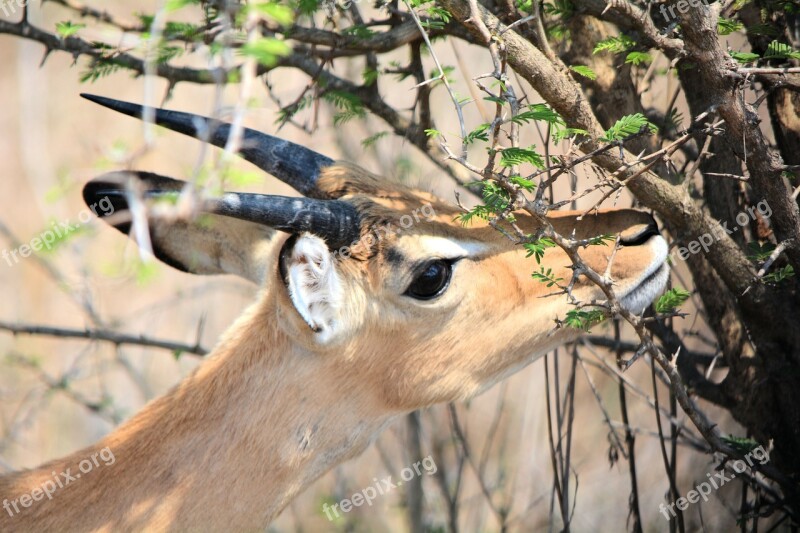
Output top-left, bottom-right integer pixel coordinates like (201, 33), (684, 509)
(620, 217), (660, 246)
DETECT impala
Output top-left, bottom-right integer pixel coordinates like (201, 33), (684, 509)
(0, 94), (669, 532)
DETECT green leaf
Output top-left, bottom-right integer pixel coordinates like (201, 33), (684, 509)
(499, 147), (545, 168)
(509, 175), (536, 191)
(324, 90), (366, 125)
(165, 0), (200, 12)
(362, 67), (379, 86)
(164, 21), (202, 41)
(586, 233), (615, 246)
(239, 37), (291, 67)
(746, 242), (775, 262)
(655, 287), (691, 313)
(151, 191), (181, 206)
(721, 435), (761, 454)
(135, 259), (160, 286)
(342, 24), (376, 39)
(56, 21), (85, 38)
(625, 51), (652, 66)
(425, 128), (442, 138)
(155, 43), (183, 64)
(569, 65), (597, 80)
(324, 90), (363, 110)
(249, 2), (295, 26)
(456, 194), (505, 225)
(479, 182), (511, 212)
(420, 20), (445, 29)
(593, 35), (635, 55)
(552, 127), (588, 143)
(44, 177), (74, 204)
(763, 265), (795, 283)
(80, 57), (122, 84)
(524, 237), (555, 264)
(781, 0), (800, 13)
(511, 104), (564, 125)
(222, 168), (263, 187)
(730, 51), (760, 63)
(601, 113), (657, 142)
(532, 267), (563, 287)
(465, 123), (490, 144)
(547, 24), (569, 40)
(427, 6), (452, 22)
(544, 0), (574, 17)
(717, 17), (743, 36)
(763, 40), (800, 60)
(361, 131), (389, 148)
(33, 219), (88, 254)
(564, 309), (606, 331)
(297, 0), (320, 16)
(333, 109), (366, 126)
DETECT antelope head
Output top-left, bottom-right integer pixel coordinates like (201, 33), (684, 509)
(0, 94), (670, 531)
(81, 94), (669, 412)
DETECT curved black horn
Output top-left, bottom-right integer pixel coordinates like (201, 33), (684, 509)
(80, 94), (334, 199)
(84, 171), (361, 251)
(208, 193), (361, 250)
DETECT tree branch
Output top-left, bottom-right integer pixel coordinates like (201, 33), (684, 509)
(437, 0), (761, 302)
(0, 321), (208, 356)
(0, 18), (229, 84)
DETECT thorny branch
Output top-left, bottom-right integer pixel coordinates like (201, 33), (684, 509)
(0, 321), (208, 356)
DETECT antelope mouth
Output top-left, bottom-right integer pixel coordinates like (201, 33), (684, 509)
(619, 235), (670, 315)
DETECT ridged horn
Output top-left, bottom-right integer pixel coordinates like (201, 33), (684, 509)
(207, 193), (361, 250)
(84, 171), (361, 251)
(80, 94), (334, 199)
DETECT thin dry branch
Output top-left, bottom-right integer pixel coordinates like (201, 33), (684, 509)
(0, 321), (208, 356)
(0, 18), (229, 84)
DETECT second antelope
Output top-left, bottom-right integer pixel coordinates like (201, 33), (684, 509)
(0, 94), (669, 532)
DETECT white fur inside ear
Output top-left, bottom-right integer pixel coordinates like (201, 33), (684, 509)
(286, 234), (343, 342)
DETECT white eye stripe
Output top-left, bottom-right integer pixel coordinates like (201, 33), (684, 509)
(414, 237), (487, 259)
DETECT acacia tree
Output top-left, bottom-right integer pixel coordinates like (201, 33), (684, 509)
(1, 0), (799, 529)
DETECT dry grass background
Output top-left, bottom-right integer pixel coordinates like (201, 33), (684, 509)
(0, 2), (755, 531)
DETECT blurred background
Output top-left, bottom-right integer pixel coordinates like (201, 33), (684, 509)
(0, 1), (752, 531)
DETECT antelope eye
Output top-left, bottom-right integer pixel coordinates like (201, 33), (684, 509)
(405, 260), (453, 300)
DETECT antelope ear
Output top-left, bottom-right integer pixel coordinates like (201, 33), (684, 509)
(282, 234), (344, 343)
(83, 171), (277, 285)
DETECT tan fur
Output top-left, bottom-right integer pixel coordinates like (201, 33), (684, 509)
(0, 163), (667, 532)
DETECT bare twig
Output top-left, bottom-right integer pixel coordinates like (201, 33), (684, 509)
(0, 321), (208, 355)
